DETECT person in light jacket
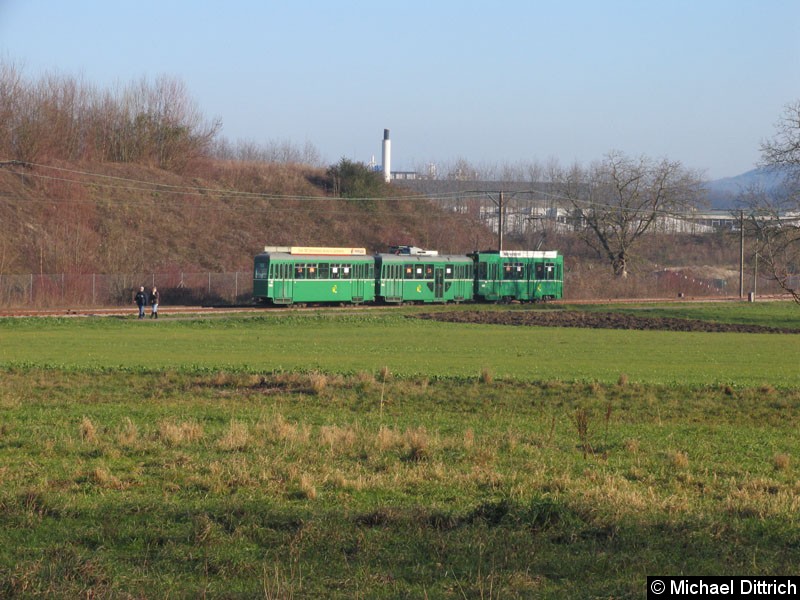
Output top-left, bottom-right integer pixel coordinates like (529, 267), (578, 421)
(150, 287), (160, 319)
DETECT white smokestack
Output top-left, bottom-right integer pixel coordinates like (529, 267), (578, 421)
(382, 129), (391, 183)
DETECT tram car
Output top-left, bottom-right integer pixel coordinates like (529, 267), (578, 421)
(253, 246), (376, 305)
(471, 250), (563, 302)
(252, 245), (563, 305)
(376, 246), (474, 304)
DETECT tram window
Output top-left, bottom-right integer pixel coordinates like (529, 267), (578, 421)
(415, 266), (424, 279)
(535, 263), (545, 280)
(476, 263), (487, 279)
(425, 264), (434, 279)
(545, 263), (555, 280)
(331, 265), (340, 279)
(318, 263), (329, 279)
(295, 264), (306, 279)
(342, 266), (351, 279)
(307, 264), (317, 279)
(445, 266), (453, 279)
(405, 265), (414, 279)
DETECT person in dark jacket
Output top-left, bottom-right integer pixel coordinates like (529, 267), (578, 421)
(134, 286), (148, 319)
(150, 287), (160, 319)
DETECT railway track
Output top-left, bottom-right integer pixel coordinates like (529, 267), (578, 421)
(0, 294), (790, 318)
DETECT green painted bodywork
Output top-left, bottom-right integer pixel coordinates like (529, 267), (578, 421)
(376, 254), (474, 304)
(253, 252), (376, 304)
(471, 250), (563, 302)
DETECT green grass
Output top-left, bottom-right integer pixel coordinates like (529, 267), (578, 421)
(1, 303), (799, 597)
(1, 368), (799, 598)
(1, 305), (799, 387)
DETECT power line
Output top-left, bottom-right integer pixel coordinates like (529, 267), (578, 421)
(0, 160), (744, 222)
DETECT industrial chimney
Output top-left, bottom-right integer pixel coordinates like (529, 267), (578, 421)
(382, 129), (391, 183)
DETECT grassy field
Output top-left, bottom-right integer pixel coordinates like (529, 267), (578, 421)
(0, 303), (799, 598)
(1, 303), (799, 387)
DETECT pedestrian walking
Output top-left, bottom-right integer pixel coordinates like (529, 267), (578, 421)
(150, 287), (160, 319)
(134, 286), (148, 319)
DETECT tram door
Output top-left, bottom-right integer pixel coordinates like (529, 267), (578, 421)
(434, 266), (445, 302)
(352, 263), (364, 302)
(273, 263), (293, 303)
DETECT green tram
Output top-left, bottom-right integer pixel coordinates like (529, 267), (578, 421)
(376, 253), (474, 304)
(471, 250), (563, 302)
(253, 246), (376, 305)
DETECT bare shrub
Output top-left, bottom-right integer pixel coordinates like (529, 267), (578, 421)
(573, 408), (591, 456)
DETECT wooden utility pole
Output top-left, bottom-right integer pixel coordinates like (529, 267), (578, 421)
(739, 210), (744, 299)
(498, 191), (504, 252)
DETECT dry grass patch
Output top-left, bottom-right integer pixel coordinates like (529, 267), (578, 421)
(258, 413), (311, 447)
(79, 417), (97, 444)
(624, 439), (640, 454)
(308, 371), (329, 395)
(375, 426), (404, 452)
(89, 466), (125, 490)
(217, 420), (250, 451)
(319, 424), (358, 454)
(669, 450), (689, 470)
(116, 417), (139, 447)
(158, 420), (204, 447)
(403, 427), (432, 462)
(773, 453), (790, 471)
(297, 473), (318, 500)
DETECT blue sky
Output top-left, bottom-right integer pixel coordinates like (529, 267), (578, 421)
(1, 0), (798, 179)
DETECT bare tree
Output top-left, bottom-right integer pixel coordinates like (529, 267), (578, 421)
(744, 101), (800, 303)
(553, 151), (705, 277)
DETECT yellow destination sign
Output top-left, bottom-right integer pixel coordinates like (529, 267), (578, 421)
(290, 246), (367, 256)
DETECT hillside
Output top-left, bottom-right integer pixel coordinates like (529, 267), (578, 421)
(705, 167), (789, 208)
(0, 160), (495, 275)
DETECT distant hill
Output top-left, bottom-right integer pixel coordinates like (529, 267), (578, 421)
(705, 167), (789, 209)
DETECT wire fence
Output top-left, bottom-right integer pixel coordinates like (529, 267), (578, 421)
(0, 272), (253, 308)
(0, 269), (787, 309)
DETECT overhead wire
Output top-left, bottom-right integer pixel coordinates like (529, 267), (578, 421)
(0, 160), (738, 220)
